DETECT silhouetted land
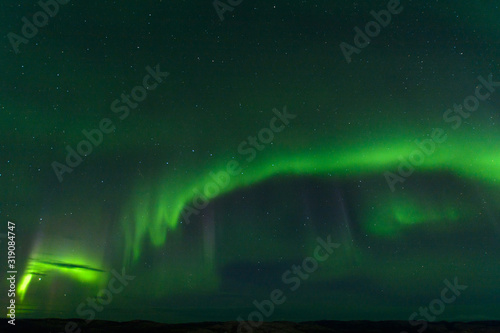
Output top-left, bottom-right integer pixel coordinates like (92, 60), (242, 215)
(2, 319), (500, 333)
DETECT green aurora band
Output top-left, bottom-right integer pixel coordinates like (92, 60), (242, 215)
(122, 117), (500, 264)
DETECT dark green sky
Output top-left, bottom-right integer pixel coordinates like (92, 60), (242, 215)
(1, 0), (499, 325)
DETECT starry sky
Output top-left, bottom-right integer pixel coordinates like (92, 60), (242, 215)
(1, 0), (500, 324)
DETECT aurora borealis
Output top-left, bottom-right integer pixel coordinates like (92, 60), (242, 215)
(1, 0), (500, 326)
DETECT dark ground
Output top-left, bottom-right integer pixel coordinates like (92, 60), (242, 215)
(2, 319), (500, 333)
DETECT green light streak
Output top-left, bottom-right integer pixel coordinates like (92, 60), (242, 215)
(18, 274), (33, 302)
(18, 253), (107, 304)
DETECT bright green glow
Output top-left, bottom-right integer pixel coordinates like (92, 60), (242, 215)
(18, 274), (33, 302)
(362, 192), (475, 237)
(18, 252), (107, 303)
(123, 128), (500, 262)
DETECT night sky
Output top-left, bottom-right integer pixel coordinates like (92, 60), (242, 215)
(1, 0), (500, 325)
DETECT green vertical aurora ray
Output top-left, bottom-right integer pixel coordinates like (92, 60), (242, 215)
(123, 118), (500, 264)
